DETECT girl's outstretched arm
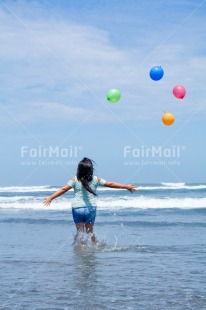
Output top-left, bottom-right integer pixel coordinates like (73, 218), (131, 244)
(103, 180), (136, 193)
(44, 184), (72, 206)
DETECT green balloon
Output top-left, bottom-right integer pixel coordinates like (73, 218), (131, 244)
(107, 89), (121, 103)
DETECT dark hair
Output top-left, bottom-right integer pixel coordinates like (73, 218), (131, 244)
(77, 157), (97, 196)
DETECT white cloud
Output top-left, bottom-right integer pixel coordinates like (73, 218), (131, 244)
(0, 0), (206, 124)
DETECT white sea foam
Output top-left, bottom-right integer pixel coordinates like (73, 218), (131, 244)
(0, 196), (206, 210)
(0, 183), (206, 193)
(138, 184), (206, 190)
(0, 196), (35, 202)
(0, 186), (59, 193)
(98, 197), (206, 209)
(0, 185), (120, 193)
(161, 182), (185, 187)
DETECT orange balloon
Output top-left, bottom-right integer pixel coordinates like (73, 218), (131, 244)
(162, 112), (175, 126)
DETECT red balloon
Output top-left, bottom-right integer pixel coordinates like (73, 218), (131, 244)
(173, 85), (186, 99)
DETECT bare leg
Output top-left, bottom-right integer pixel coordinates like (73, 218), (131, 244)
(75, 223), (84, 241)
(76, 223), (84, 232)
(85, 223), (96, 243)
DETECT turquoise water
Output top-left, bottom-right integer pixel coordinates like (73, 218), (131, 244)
(0, 183), (206, 309)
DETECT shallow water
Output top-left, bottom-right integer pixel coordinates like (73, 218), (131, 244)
(0, 184), (206, 309)
(1, 208), (206, 310)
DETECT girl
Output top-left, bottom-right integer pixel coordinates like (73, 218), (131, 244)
(44, 157), (136, 242)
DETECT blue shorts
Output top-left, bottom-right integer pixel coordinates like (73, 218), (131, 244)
(72, 206), (96, 224)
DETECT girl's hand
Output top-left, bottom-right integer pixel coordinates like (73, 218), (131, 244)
(44, 197), (52, 206)
(126, 184), (136, 193)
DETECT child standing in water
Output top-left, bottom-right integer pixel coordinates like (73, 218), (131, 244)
(44, 157), (136, 242)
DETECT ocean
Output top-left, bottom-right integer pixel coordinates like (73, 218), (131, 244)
(0, 183), (206, 310)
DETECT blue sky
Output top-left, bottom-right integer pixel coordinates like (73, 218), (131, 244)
(0, 0), (206, 186)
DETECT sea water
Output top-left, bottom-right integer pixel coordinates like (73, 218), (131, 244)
(0, 183), (206, 310)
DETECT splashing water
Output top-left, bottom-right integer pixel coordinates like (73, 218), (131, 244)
(73, 231), (106, 253)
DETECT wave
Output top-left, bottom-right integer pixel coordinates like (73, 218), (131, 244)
(161, 182), (185, 187)
(0, 185), (120, 193)
(0, 186), (59, 193)
(0, 196), (35, 202)
(137, 183), (206, 190)
(98, 197), (206, 209)
(0, 196), (206, 210)
(0, 183), (206, 193)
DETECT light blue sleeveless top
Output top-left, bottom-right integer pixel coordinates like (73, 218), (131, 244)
(67, 176), (106, 208)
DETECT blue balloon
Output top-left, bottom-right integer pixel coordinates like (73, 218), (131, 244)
(149, 66), (164, 81)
